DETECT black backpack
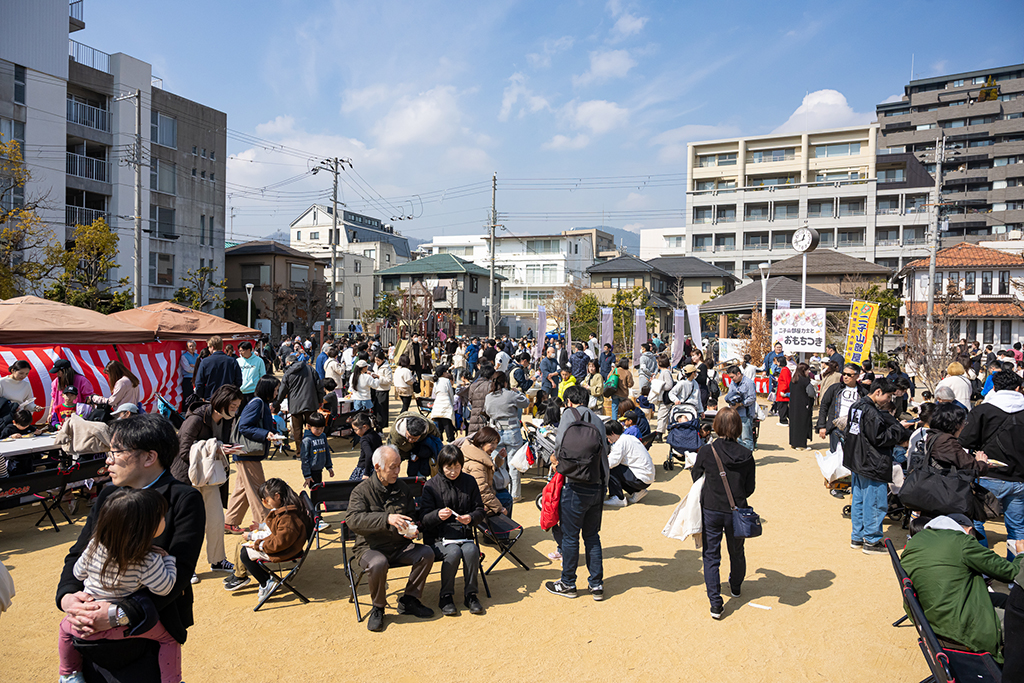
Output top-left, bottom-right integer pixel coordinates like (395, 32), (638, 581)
(555, 408), (605, 485)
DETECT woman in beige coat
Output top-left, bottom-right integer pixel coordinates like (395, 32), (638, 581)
(460, 426), (506, 517)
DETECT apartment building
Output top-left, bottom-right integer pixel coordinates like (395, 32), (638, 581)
(0, 0), (226, 307)
(876, 64), (1024, 249)
(419, 228), (614, 336)
(639, 124), (935, 279)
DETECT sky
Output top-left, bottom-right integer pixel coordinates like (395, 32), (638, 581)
(80, 0), (1024, 245)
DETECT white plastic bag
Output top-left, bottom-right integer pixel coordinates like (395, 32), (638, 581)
(815, 448), (851, 483)
(890, 463), (905, 494)
(662, 475), (704, 547)
(508, 442), (532, 473)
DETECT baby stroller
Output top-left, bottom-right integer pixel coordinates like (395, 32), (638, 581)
(663, 405), (704, 471)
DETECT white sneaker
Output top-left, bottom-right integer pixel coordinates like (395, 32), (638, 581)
(317, 519), (331, 532)
(60, 673), (86, 683)
(629, 489), (649, 504)
(257, 579), (277, 603)
(604, 496), (627, 507)
(190, 573), (200, 585)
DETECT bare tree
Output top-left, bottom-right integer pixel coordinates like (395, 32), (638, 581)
(297, 278), (328, 334)
(903, 279), (966, 394)
(266, 283), (297, 342)
(669, 276), (686, 311)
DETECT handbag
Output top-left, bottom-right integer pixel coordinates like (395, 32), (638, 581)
(230, 398), (267, 455)
(710, 442), (762, 538)
(603, 370), (620, 398)
(899, 435), (986, 519)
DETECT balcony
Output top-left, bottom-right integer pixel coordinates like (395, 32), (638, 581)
(692, 245), (712, 252)
(744, 213), (770, 221)
(744, 243), (769, 251)
(904, 237), (928, 245)
(877, 208), (902, 215)
(69, 1), (84, 32)
(714, 244), (736, 252)
(838, 240), (866, 248)
(876, 239), (900, 247)
(838, 209), (867, 217)
(66, 205), (107, 227)
(748, 151), (796, 163)
(69, 39), (110, 74)
(66, 152), (109, 182)
(67, 99), (109, 132)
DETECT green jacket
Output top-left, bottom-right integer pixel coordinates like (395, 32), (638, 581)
(388, 411), (440, 455)
(900, 528), (1023, 662)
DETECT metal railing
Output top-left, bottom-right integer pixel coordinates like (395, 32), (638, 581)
(749, 152), (796, 163)
(66, 152), (109, 182)
(66, 99), (109, 132)
(838, 209), (866, 217)
(692, 245), (711, 252)
(876, 208), (902, 215)
(69, 1), (83, 21)
(65, 205), (107, 227)
(69, 39), (110, 74)
(744, 213), (771, 221)
(744, 243), (770, 250)
(838, 239), (866, 247)
(714, 244), (736, 251)
(876, 239), (900, 247)
(904, 237), (928, 245)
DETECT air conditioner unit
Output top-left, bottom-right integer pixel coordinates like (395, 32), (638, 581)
(1009, 230), (1023, 240)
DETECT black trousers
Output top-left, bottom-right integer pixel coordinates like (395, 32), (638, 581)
(372, 389), (390, 427)
(240, 548), (272, 587)
(406, 442), (433, 477)
(1004, 584), (1024, 681)
(400, 394), (413, 413)
(778, 402), (789, 424)
(434, 417), (456, 442)
(608, 464), (649, 500)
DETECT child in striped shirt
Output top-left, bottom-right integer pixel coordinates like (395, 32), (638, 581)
(58, 488), (180, 683)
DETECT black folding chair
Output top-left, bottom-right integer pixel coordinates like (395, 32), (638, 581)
(475, 513), (529, 574)
(884, 538), (1003, 683)
(252, 491), (317, 612)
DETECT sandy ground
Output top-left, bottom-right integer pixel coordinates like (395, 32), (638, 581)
(0, 404), (1010, 682)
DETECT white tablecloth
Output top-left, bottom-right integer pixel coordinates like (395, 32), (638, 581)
(0, 435), (59, 459)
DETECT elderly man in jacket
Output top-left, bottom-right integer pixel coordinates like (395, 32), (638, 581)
(817, 363), (866, 452)
(347, 444), (435, 632)
(278, 353), (322, 448)
(843, 378), (914, 554)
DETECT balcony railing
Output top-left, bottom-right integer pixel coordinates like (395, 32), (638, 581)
(838, 239), (866, 247)
(744, 213), (770, 221)
(714, 244), (736, 252)
(66, 152), (109, 182)
(904, 237), (928, 245)
(67, 99), (109, 132)
(692, 245), (711, 252)
(877, 208), (902, 215)
(838, 209), (866, 217)
(69, 39), (110, 74)
(66, 205), (107, 227)
(749, 152), (796, 163)
(744, 243), (769, 251)
(69, 1), (83, 21)
(876, 239), (900, 247)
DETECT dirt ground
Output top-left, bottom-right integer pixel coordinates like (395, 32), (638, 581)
(0, 406), (1009, 682)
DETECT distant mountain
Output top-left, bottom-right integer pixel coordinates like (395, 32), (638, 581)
(264, 229), (290, 244)
(565, 225), (641, 254)
(405, 235), (429, 252)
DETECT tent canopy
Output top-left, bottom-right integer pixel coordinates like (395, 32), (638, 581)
(699, 277), (853, 315)
(109, 301), (260, 341)
(0, 296), (155, 344)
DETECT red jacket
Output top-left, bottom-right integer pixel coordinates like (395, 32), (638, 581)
(777, 367), (792, 403)
(540, 472), (564, 531)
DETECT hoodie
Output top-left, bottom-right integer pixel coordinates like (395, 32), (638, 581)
(300, 428), (333, 478)
(959, 389), (1024, 482)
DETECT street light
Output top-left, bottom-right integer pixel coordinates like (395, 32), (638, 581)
(758, 262), (771, 316)
(245, 283), (254, 329)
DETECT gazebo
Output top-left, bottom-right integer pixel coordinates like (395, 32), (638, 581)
(700, 277), (853, 338)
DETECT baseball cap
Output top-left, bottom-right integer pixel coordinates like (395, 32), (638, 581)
(683, 364), (697, 375)
(62, 386), (78, 395)
(115, 402), (140, 415)
(946, 513), (973, 528)
(49, 358), (72, 373)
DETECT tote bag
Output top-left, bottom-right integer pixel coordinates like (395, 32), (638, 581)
(230, 398), (267, 455)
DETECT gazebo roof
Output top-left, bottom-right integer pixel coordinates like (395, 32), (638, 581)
(699, 276), (853, 314)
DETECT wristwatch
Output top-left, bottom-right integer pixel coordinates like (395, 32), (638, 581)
(108, 603), (130, 627)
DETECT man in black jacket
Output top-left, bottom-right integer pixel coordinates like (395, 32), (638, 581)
(278, 353), (322, 448)
(959, 370), (1024, 550)
(843, 378), (913, 554)
(57, 414), (204, 674)
(817, 363), (866, 451)
(347, 444), (435, 632)
(193, 335), (243, 401)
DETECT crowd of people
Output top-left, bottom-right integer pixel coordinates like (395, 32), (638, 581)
(1, 323), (1017, 678)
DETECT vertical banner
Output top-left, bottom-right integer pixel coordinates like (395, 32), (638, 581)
(600, 307), (614, 348)
(671, 309), (687, 367)
(686, 304), (702, 347)
(771, 308), (827, 353)
(565, 305), (573, 353)
(632, 308), (647, 367)
(844, 300), (879, 366)
(533, 305), (547, 360)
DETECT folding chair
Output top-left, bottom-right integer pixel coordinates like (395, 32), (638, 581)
(252, 491), (318, 612)
(156, 395), (186, 429)
(884, 538), (1003, 683)
(475, 513), (529, 574)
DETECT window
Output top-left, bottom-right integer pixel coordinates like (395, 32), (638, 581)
(149, 159), (176, 195)
(744, 233), (769, 249)
(714, 262), (735, 274)
(942, 119), (966, 129)
(149, 253), (174, 286)
(608, 277), (633, 288)
(353, 260), (361, 273)
(574, 243), (579, 254)
(1002, 320), (1013, 345)
(808, 201), (832, 218)
(716, 153), (737, 166)
(200, 215), (206, 245)
(877, 168), (905, 183)
(200, 171), (206, 180)
(469, 311), (478, 326)
(973, 76), (988, 85)
(994, 157), (1022, 167)
(209, 173), (215, 183)
(692, 235), (711, 251)
(984, 320), (995, 344)
(470, 276), (478, 293)
(965, 271), (976, 295)
(748, 175), (796, 187)
(772, 232), (790, 248)
(948, 272), (960, 295)
(877, 197), (900, 214)
(967, 319), (977, 340)
(309, 231), (319, 240)
(289, 263), (309, 286)
(202, 148), (207, 158)
(714, 234), (735, 250)
(916, 123), (937, 131)
(697, 153), (736, 167)
(353, 308), (360, 319)
(693, 207), (713, 224)
(241, 264), (270, 286)
(949, 320), (960, 341)
(745, 204), (770, 221)
(210, 151), (215, 161)
(353, 284), (361, 297)
(750, 148), (794, 163)
(0, 118), (25, 151)
(814, 142), (861, 158)
(296, 231), (301, 241)
(192, 146), (197, 155)
(933, 272), (943, 295)
(701, 282), (711, 293)
(148, 206), (175, 238)
(982, 271), (993, 295)
(814, 171), (862, 183)
(838, 199), (865, 216)
(666, 236), (684, 248)
(999, 271), (1010, 296)
(952, 79), (965, 87)
(191, 167), (197, 177)
(150, 111), (177, 148)
(13, 65), (25, 104)
(774, 203), (799, 219)
(526, 239), (559, 254)
(716, 206), (736, 223)
(363, 249), (375, 259)
(382, 277), (399, 292)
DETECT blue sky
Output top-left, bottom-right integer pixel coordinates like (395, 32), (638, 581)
(81, 0), (1024, 244)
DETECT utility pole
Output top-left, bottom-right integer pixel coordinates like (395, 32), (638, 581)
(925, 134), (944, 346)
(489, 172), (497, 338)
(315, 158), (347, 334)
(115, 89), (143, 306)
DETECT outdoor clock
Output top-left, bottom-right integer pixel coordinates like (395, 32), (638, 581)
(792, 226), (819, 253)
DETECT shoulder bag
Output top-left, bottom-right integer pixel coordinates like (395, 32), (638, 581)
(230, 398), (267, 455)
(710, 442), (761, 538)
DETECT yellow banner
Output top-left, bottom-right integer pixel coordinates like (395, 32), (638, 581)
(844, 300), (878, 366)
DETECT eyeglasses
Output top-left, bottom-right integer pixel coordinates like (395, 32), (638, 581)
(105, 448), (140, 465)
(842, 372), (857, 378)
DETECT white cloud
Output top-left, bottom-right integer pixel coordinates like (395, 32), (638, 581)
(772, 89), (874, 134)
(526, 36), (574, 69)
(499, 73), (550, 122)
(341, 84), (401, 113)
(618, 193), (650, 210)
(880, 93), (904, 104)
(569, 99), (629, 135)
(650, 123), (742, 163)
(371, 86), (463, 147)
(574, 49), (636, 87)
(255, 115), (297, 137)
(542, 134), (591, 151)
(611, 13), (648, 41)
(622, 222), (644, 233)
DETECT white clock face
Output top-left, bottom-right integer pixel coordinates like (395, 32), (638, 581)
(793, 229), (811, 251)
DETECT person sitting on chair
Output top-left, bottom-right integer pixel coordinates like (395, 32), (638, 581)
(419, 445), (486, 617)
(901, 513), (1024, 665)
(346, 445), (435, 632)
(604, 420), (655, 507)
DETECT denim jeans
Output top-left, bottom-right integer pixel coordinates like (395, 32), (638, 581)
(700, 508), (745, 611)
(352, 399), (372, 412)
(611, 396), (622, 420)
(850, 472), (888, 544)
(559, 482), (604, 588)
(973, 477), (1024, 551)
(499, 427), (525, 499)
(739, 416), (753, 452)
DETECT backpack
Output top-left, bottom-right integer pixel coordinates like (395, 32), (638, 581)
(603, 370), (620, 397)
(555, 408), (606, 485)
(509, 366), (521, 390)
